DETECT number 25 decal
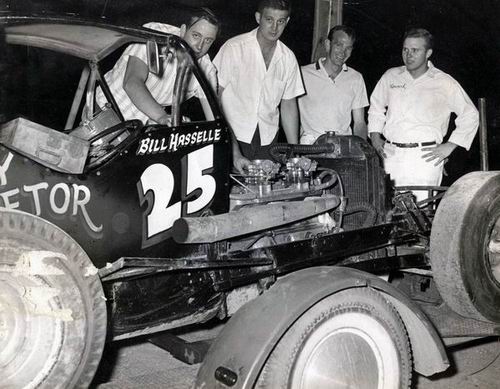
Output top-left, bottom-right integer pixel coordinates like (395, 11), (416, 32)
(139, 145), (216, 242)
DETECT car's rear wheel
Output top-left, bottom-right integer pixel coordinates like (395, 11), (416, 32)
(0, 210), (107, 388)
(430, 171), (500, 323)
(255, 287), (412, 389)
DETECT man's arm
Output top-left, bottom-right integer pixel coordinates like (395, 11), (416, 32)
(367, 73), (390, 158)
(280, 97), (299, 144)
(231, 132), (251, 173)
(217, 85), (250, 173)
(352, 107), (368, 139)
(447, 80), (480, 150)
(123, 56), (170, 124)
(422, 79), (479, 166)
(369, 132), (386, 158)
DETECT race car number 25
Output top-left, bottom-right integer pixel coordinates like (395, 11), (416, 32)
(139, 144), (215, 242)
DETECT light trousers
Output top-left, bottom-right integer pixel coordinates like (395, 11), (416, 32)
(383, 143), (443, 202)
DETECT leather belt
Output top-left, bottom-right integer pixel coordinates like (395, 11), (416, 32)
(386, 140), (436, 148)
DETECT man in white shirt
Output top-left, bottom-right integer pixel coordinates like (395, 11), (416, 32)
(213, 0), (305, 160)
(299, 25), (368, 144)
(368, 28), (479, 201)
(96, 8), (219, 125)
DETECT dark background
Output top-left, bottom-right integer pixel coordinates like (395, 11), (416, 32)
(1, 0), (499, 182)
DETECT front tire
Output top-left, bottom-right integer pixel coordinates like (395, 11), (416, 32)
(256, 287), (412, 389)
(0, 210), (107, 388)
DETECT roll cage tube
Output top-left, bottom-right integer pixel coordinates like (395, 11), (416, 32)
(171, 38), (223, 126)
(172, 48), (190, 128)
(64, 60), (125, 131)
(65, 66), (90, 130)
(95, 63), (125, 122)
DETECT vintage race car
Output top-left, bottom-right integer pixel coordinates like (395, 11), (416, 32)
(1, 15), (499, 389)
(0, 15), (232, 387)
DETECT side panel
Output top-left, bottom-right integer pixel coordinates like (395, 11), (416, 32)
(0, 120), (231, 268)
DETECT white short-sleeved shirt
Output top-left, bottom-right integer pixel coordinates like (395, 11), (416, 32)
(367, 62), (479, 150)
(213, 28), (305, 145)
(96, 22), (217, 124)
(299, 59), (368, 143)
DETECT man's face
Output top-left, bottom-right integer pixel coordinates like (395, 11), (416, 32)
(327, 30), (354, 67)
(255, 7), (290, 43)
(402, 37), (432, 72)
(181, 18), (218, 59)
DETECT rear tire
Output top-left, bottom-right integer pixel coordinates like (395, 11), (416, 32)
(0, 210), (107, 388)
(430, 171), (500, 322)
(256, 287), (412, 389)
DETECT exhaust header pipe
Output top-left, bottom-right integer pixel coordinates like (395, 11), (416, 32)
(172, 195), (341, 244)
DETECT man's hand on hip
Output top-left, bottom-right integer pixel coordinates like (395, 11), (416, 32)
(421, 142), (457, 166)
(370, 132), (387, 158)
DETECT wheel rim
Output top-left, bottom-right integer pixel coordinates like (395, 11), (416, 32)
(487, 217), (500, 284)
(291, 312), (400, 389)
(0, 258), (64, 388)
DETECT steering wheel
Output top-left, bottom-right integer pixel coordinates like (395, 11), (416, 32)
(84, 119), (143, 172)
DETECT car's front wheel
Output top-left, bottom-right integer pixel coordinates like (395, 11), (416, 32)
(0, 210), (107, 388)
(256, 287), (412, 389)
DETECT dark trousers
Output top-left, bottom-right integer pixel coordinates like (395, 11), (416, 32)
(238, 127), (279, 161)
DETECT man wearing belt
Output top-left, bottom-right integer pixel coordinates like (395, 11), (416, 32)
(368, 28), (479, 201)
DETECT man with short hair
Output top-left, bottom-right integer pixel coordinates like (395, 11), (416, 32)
(96, 8), (220, 125)
(213, 0), (304, 160)
(368, 28), (479, 201)
(299, 25), (368, 144)
(96, 9), (250, 172)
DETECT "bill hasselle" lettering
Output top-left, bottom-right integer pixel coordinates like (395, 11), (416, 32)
(136, 128), (222, 155)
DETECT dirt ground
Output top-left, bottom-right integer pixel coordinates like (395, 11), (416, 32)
(92, 323), (500, 389)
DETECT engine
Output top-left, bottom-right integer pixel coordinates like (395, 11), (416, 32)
(172, 135), (388, 249)
(230, 134), (388, 221)
(229, 157), (338, 208)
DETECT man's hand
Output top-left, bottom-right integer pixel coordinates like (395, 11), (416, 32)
(155, 114), (172, 126)
(233, 154), (251, 174)
(421, 142), (457, 166)
(370, 132), (386, 158)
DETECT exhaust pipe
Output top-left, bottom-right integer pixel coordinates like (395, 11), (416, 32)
(172, 195), (341, 244)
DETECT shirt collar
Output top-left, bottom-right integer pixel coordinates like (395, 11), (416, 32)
(426, 61), (437, 78)
(316, 58), (348, 74)
(400, 60), (436, 78)
(250, 27), (285, 63)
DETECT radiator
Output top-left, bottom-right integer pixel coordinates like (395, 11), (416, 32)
(314, 136), (389, 230)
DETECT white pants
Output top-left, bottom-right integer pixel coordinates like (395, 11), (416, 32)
(383, 143), (443, 202)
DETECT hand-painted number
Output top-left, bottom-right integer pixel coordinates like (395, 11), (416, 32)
(186, 145), (216, 214)
(140, 145), (215, 239)
(140, 163), (180, 237)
